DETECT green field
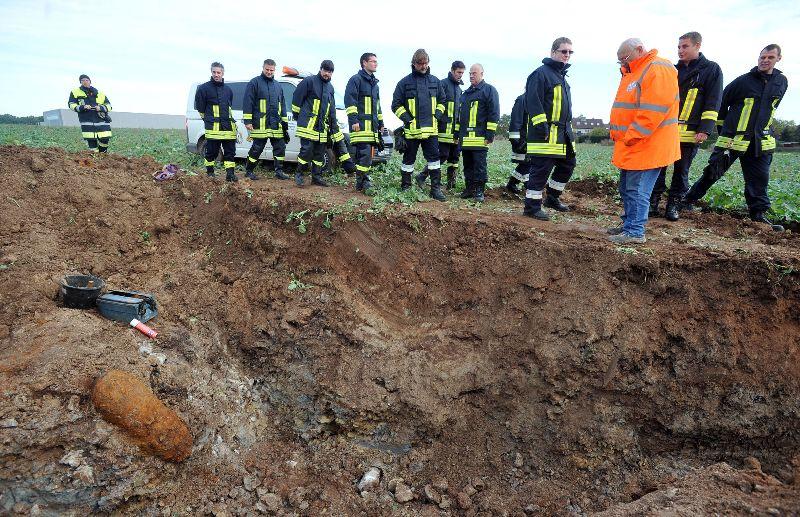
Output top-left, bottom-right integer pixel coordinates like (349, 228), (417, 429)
(1, 124), (798, 222)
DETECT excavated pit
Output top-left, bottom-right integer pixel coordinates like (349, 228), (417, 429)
(1, 146), (799, 515)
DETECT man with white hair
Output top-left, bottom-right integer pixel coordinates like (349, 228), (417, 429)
(456, 63), (500, 202)
(607, 38), (680, 243)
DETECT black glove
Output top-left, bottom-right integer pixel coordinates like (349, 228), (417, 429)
(78, 105), (86, 112)
(284, 134), (291, 144)
(376, 136), (385, 151)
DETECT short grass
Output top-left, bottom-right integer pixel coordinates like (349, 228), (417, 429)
(1, 124), (798, 222)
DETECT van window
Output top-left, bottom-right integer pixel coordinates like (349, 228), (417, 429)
(280, 82), (296, 105)
(228, 82), (248, 111)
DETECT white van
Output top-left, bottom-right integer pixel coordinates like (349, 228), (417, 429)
(185, 68), (392, 168)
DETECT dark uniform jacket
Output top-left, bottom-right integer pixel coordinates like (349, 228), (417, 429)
(195, 79), (237, 140)
(524, 58), (574, 156)
(392, 67), (447, 140)
(344, 69), (383, 144)
(715, 67), (788, 156)
(292, 73), (342, 143)
(509, 94), (527, 162)
(675, 53), (723, 143)
(438, 72), (464, 144)
(68, 86), (113, 139)
(243, 74), (288, 139)
(457, 80), (500, 150)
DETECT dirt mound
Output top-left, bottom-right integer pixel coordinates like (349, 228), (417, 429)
(1, 145), (799, 515)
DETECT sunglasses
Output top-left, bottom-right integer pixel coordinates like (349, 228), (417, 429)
(556, 50), (575, 55)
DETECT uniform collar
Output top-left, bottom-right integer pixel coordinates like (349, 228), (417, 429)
(261, 73), (274, 82)
(411, 66), (430, 77)
(466, 80), (485, 92)
(210, 77), (225, 86)
(677, 52), (706, 70)
(750, 66), (782, 79)
(358, 68), (378, 84)
(543, 57), (570, 74)
(448, 71), (464, 85)
(624, 49), (657, 74)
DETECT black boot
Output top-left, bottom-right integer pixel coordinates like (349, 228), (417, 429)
(460, 180), (475, 199)
(523, 201), (549, 221)
(311, 172), (330, 187)
(648, 196), (660, 217)
(473, 182), (486, 203)
(274, 159), (289, 180)
(506, 178), (523, 196)
(355, 172), (365, 192)
(401, 171), (412, 191)
(429, 169), (446, 201)
(245, 168), (259, 181)
(206, 166), (217, 179)
(751, 212), (784, 232)
(543, 188), (570, 212)
(225, 168), (238, 182)
(664, 197), (679, 221)
(362, 174), (372, 192)
(295, 163), (307, 186)
(680, 195), (699, 212)
(446, 167), (456, 190)
(415, 168), (429, 189)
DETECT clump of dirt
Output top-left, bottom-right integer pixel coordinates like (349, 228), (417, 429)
(1, 145), (799, 515)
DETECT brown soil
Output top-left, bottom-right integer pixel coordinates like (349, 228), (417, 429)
(1, 145), (799, 516)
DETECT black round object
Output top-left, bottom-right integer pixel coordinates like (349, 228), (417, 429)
(61, 275), (105, 309)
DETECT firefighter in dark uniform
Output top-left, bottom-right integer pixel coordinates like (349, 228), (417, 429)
(345, 52), (384, 192)
(684, 44), (788, 230)
(392, 49), (448, 200)
(291, 60), (342, 187)
(649, 32), (722, 221)
(243, 59), (290, 180)
(195, 62), (238, 181)
(68, 74), (112, 152)
(507, 93), (530, 196)
(417, 60), (465, 191)
(456, 64), (500, 203)
(523, 37), (576, 221)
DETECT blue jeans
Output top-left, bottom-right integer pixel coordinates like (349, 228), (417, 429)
(618, 168), (661, 237)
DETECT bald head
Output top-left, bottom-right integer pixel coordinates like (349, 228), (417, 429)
(617, 38), (647, 67)
(469, 63), (484, 86)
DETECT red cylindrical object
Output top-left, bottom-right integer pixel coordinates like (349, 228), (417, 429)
(130, 318), (157, 339)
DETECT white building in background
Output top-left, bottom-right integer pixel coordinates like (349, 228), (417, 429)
(42, 109), (184, 129)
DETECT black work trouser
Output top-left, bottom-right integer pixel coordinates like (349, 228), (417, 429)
(439, 142), (460, 172)
(524, 148), (576, 212)
(462, 149), (488, 185)
(651, 143), (699, 203)
(686, 146), (773, 215)
(246, 137), (286, 171)
(401, 137), (440, 186)
(353, 143), (374, 176)
(204, 139), (236, 170)
(297, 138), (326, 174)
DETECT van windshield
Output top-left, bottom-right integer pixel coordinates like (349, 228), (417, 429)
(334, 91), (344, 110)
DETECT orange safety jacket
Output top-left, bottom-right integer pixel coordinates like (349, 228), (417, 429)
(609, 49), (680, 170)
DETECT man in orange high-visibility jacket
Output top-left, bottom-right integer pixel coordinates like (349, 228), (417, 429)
(607, 38), (680, 244)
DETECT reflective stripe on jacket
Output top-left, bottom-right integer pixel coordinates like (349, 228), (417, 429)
(194, 79), (237, 140)
(509, 94), (527, 162)
(68, 86), (113, 138)
(391, 67), (447, 140)
(524, 58), (574, 157)
(243, 74), (288, 139)
(610, 49), (680, 170)
(714, 67), (788, 155)
(675, 53), (723, 143)
(438, 72), (463, 144)
(291, 73), (342, 143)
(457, 80), (500, 149)
(344, 69), (383, 144)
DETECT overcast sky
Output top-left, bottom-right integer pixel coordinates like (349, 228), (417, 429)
(2, 0), (798, 128)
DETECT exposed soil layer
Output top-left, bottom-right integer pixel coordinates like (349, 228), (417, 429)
(1, 145), (799, 515)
